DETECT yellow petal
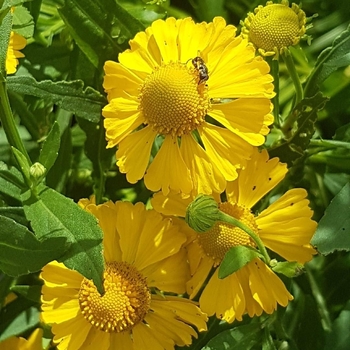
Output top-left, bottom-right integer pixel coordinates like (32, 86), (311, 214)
(209, 98), (273, 146)
(226, 148), (288, 208)
(180, 133), (226, 195)
(144, 136), (192, 195)
(151, 190), (191, 217)
(103, 98), (145, 146)
(116, 126), (156, 183)
(247, 259), (293, 313)
(257, 188), (317, 263)
(144, 248), (189, 294)
(200, 123), (253, 181)
(103, 61), (142, 100)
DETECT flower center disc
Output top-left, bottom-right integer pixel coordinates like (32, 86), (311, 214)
(78, 261), (151, 333)
(140, 62), (209, 137)
(198, 203), (258, 265)
(249, 4), (302, 52)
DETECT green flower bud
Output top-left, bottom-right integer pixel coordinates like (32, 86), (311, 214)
(29, 162), (46, 182)
(185, 194), (223, 233)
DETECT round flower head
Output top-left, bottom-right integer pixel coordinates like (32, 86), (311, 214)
(241, 0), (306, 57)
(152, 148), (317, 323)
(103, 17), (274, 195)
(6, 31), (26, 74)
(40, 200), (207, 350)
(0, 328), (43, 350)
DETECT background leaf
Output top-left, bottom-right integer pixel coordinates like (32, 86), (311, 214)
(39, 121), (60, 173)
(7, 76), (105, 122)
(311, 182), (350, 254)
(0, 215), (68, 276)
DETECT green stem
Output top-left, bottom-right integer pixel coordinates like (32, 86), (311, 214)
(218, 211), (271, 264)
(281, 49), (303, 136)
(0, 76), (31, 164)
(268, 57), (280, 127)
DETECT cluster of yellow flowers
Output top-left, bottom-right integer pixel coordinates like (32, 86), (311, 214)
(5, 2), (315, 350)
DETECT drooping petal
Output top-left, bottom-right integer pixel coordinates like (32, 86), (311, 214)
(144, 248), (189, 294)
(151, 191), (191, 217)
(247, 259), (293, 314)
(200, 123), (253, 181)
(180, 133), (226, 195)
(116, 126), (156, 183)
(199, 268), (246, 322)
(144, 135), (192, 195)
(257, 188), (317, 263)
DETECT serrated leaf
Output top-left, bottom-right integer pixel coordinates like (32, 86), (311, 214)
(311, 182), (350, 254)
(7, 76), (105, 122)
(305, 25), (350, 97)
(12, 4), (34, 38)
(21, 185), (104, 293)
(39, 121), (60, 172)
(269, 93), (328, 166)
(203, 323), (262, 350)
(0, 215), (69, 276)
(218, 246), (263, 279)
(0, 6), (11, 73)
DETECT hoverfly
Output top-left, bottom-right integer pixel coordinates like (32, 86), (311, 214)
(187, 52), (209, 85)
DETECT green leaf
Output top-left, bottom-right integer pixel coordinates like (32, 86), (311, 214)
(0, 5), (11, 74)
(11, 146), (31, 185)
(12, 4), (34, 38)
(305, 25), (350, 97)
(325, 300), (350, 350)
(311, 182), (350, 254)
(203, 323), (262, 350)
(21, 185), (104, 293)
(191, 0), (228, 22)
(0, 162), (25, 202)
(0, 296), (39, 342)
(39, 121), (61, 172)
(0, 215), (69, 276)
(7, 76), (105, 122)
(10, 285), (42, 303)
(0, 207), (28, 227)
(271, 261), (304, 278)
(218, 246), (263, 279)
(269, 93), (328, 166)
(77, 117), (114, 204)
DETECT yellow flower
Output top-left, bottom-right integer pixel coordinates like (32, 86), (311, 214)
(0, 328), (43, 350)
(40, 200), (207, 350)
(103, 17), (274, 195)
(152, 148), (317, 323)
(241, 0), (306, 57)
(6, 31), (26, 74)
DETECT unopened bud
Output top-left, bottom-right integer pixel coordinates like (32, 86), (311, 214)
(185, 194), (222, 233)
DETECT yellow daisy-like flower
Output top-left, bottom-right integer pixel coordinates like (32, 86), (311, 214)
(6, 31), (26, 74)
(103, 16), (275, 195)
(241, 0), (306, 57)
(0, 328), (43, 350)
(40, 200), (207, 350)
(152, 148), (317, 323)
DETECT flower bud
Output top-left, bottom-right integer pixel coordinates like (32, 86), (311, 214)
(185, 195), (223, 233)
